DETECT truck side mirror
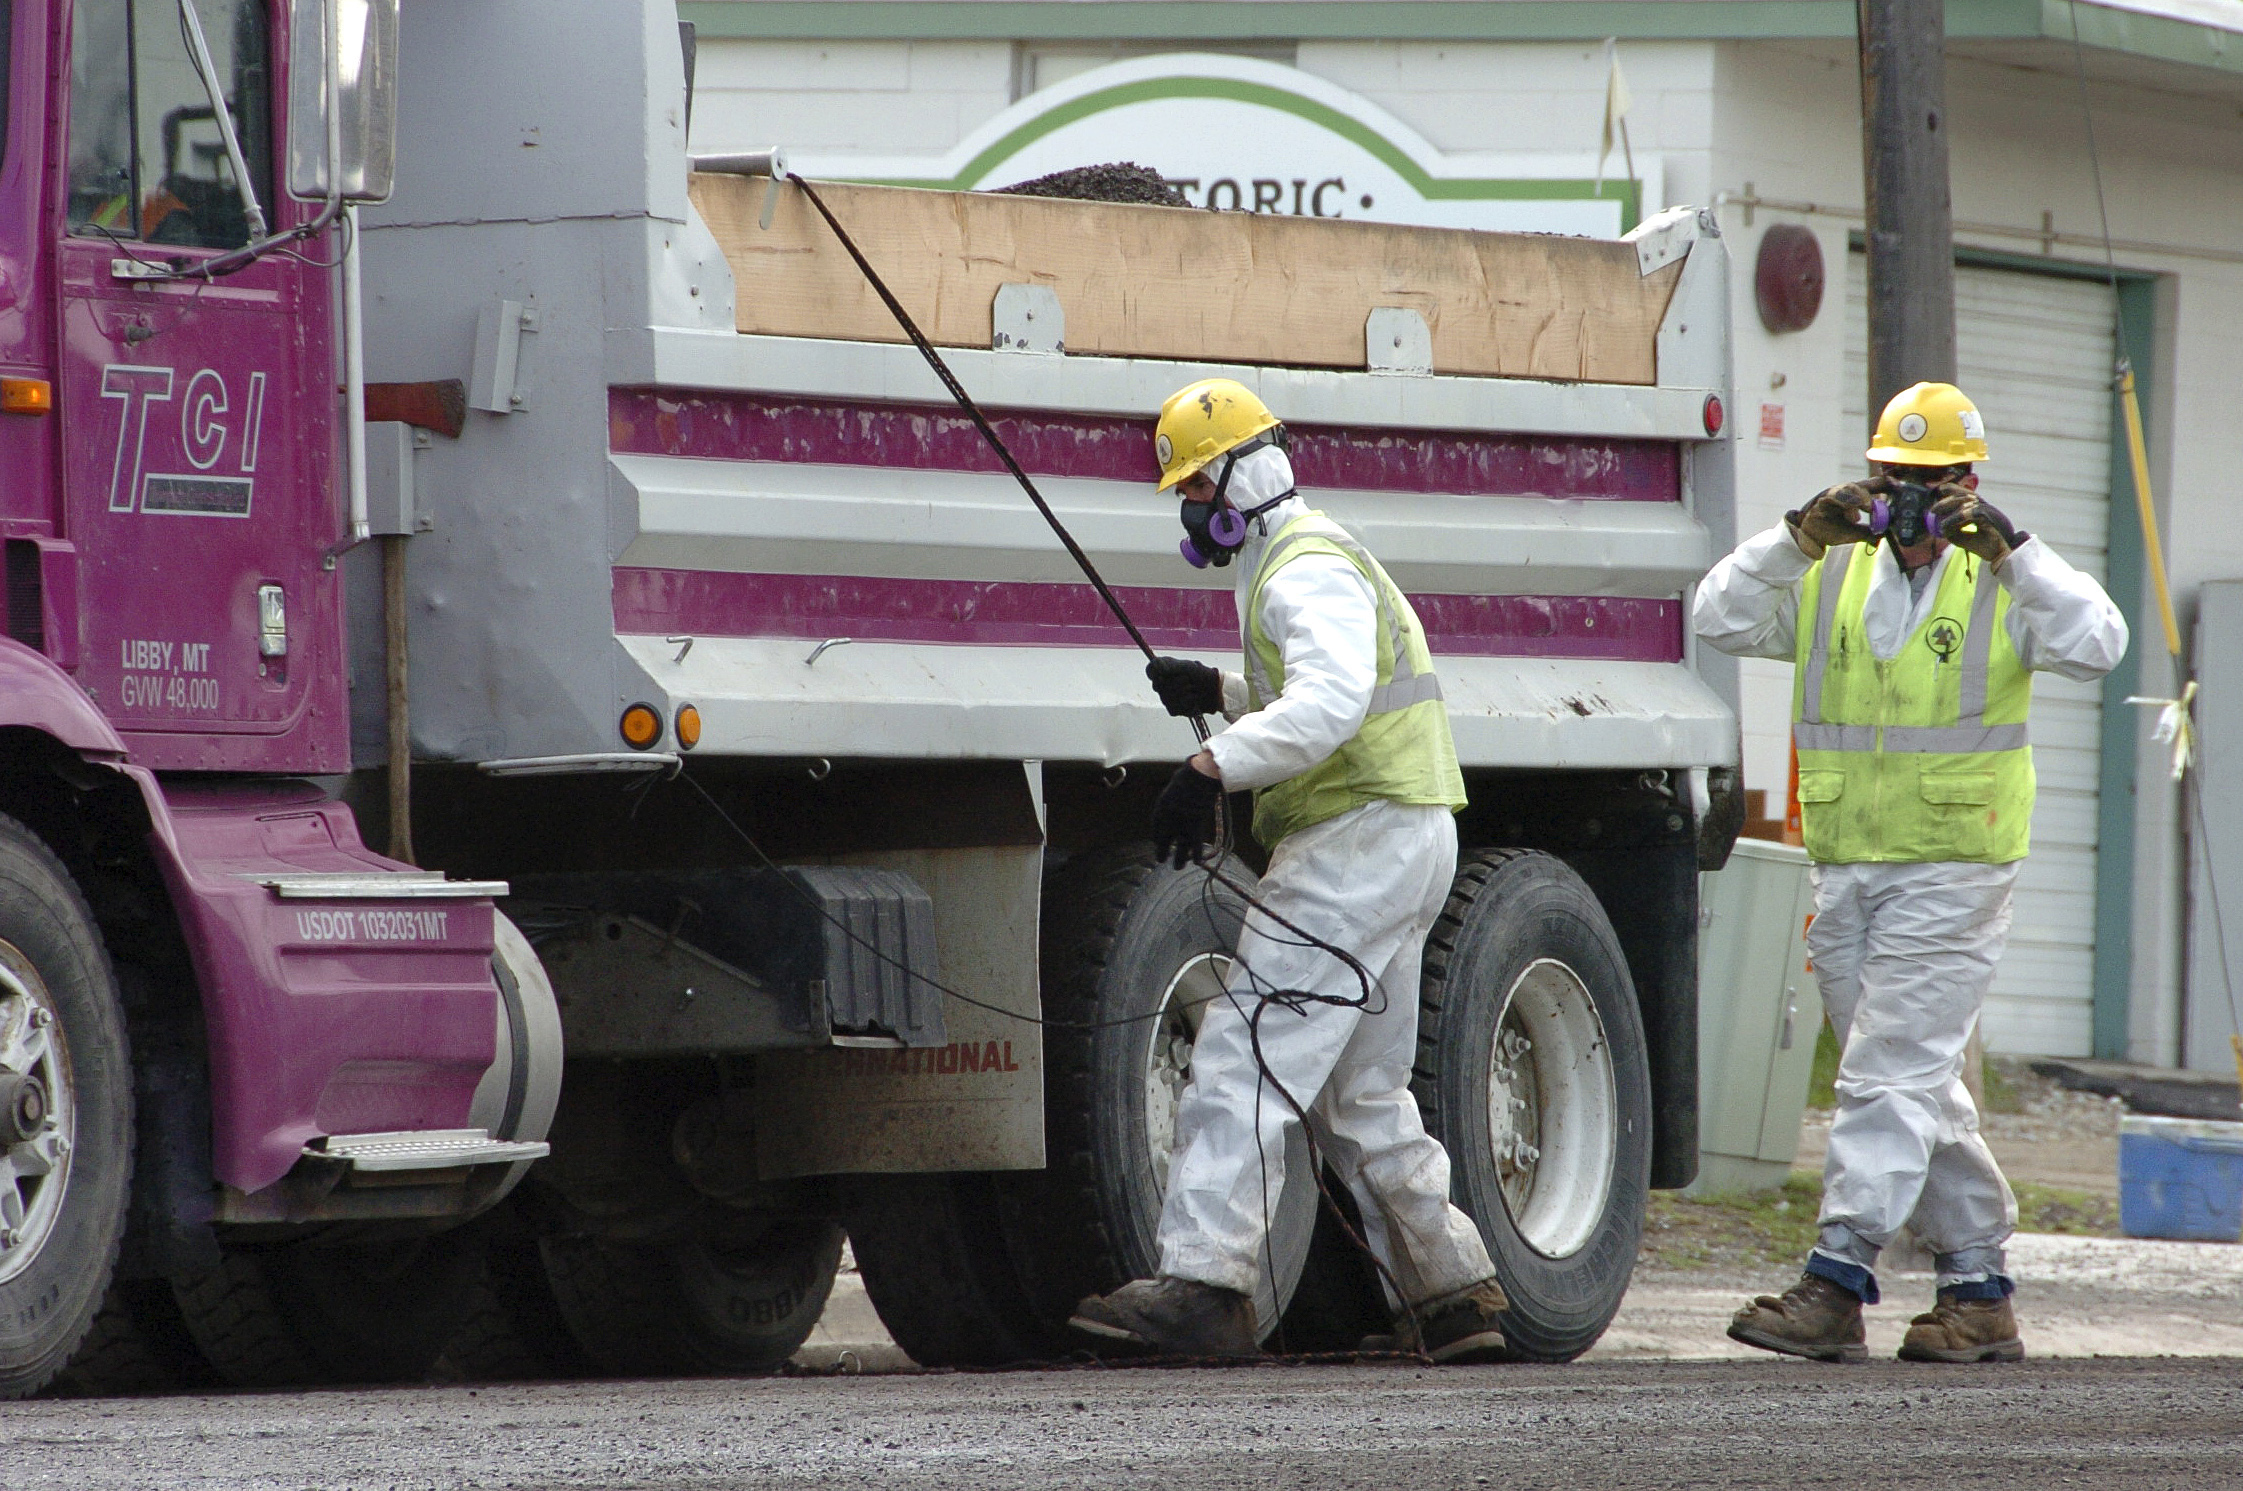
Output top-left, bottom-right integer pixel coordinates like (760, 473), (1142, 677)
(286, 0), (399, 203)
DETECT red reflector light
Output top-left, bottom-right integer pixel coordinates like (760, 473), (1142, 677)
(1703, 394), (1726, 437)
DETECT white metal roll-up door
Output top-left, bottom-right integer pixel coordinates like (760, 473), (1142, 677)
(1843, 257), (2117, 1057)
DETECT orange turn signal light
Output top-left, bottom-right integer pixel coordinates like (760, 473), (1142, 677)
(674, 703), (701, 750)
(0, 378), (52, 415)
(619, 702), (663, 750)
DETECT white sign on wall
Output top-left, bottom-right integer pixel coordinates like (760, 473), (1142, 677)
(788, 54), (1655, 238)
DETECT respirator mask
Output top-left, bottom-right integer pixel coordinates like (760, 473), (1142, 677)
(1178, 436), (1294, 569)
(1866, 467), (1966, 548)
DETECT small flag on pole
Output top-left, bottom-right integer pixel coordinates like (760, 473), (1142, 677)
(1596, 38), (1637, 197)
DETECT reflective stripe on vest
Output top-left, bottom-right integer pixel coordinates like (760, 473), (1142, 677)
(1244, 524), (1445, 717)
(1240, 513), (1466, 848)
(1789, 542), (2035, 864)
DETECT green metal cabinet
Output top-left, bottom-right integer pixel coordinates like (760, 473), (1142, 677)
(1691, 837), (1819, 1195)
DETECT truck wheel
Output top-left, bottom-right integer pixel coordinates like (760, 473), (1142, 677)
(171, 1231), (489, 1388)
(1417, 850), (1651, 1362)
(842, 1172), (1059, 1368)
(998, 846), (1317, 1345)
(431, 1200), (592, 1383)
(49, 1277), (218, 1396)
(540, 1214), (842, 1376)
(0, 816), (133, 1400)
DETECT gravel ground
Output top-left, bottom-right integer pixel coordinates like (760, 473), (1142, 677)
(7, 1358), (2240, 1490)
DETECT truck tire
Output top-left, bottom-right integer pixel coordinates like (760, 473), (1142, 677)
(430, 1199), (592, 1383)
(996, 845), (1318, 1346)
(171, 1231), (489, 1388)
(0, 815), (134, 1400)
(1416, 849), (1652, 1362)
(842, 1172), (1059, 1368)
(49, 1277), (218, 1397)
(540, 1214), (842, 1376)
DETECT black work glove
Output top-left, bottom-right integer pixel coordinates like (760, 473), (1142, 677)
(1930, 486), (2027, 566)
(1150, 764), (1224, 870)
(1146, 656), (1225, 718)
(1785, 483), (1876, 559)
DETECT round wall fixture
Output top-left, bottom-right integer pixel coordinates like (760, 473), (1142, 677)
(1754, 224), (1825, 334)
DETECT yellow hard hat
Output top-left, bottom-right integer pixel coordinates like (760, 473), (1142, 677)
(1867, 381), (1990, 466)
(1154, 378), (1280, 492)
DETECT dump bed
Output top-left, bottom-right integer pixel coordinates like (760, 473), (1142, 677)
(357, 3), (1735, 777)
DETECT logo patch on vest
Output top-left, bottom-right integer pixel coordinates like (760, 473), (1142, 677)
(1926, 617), (1964, 662)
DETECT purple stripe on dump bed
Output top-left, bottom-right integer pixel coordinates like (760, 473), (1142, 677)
(608, 390), (1680, 503)
(612, 569), (1682, 663)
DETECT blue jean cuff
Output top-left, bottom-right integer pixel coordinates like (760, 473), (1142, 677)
(1938, 1275), (2015, 1302)
(1805, 1251), (1880, 1305)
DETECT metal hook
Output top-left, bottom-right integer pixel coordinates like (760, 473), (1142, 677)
(668, 634), (694, 663)
(806, 757), (832, 782)
(805, 637), (853, 667)
(1101, 765), (1129, 789)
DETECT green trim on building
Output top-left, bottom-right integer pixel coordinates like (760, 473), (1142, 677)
(680, 1), (1871, 41)
(849, 74), (1640, 225)
(681, 0), (2237, 78)
(2042, 0), (2243, 79)
(2094, 277), (2157, 1060)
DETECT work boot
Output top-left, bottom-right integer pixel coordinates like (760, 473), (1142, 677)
(1357, 1280), (1510, 1364)
(1069, 1276), (1260, 1358)
(1727, 1274), (1868, 1363)
(1898, 1293), (2025, 1363)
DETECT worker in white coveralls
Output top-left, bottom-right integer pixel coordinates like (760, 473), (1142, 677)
(1696, 382), (2127, 1362)
(1068, 379), (1508, 1361)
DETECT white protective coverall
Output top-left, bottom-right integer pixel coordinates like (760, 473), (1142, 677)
(1695, 522), (2126, 1294)
(1155, 446), (1498, 1307)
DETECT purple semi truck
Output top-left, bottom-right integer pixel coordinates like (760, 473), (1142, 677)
(0, 0), (1740, 1394)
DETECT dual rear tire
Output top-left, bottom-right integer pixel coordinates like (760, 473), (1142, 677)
(848, 843), (1654, 1367)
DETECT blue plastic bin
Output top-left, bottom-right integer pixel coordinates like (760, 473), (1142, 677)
(2118, 1115), (2243, 1242)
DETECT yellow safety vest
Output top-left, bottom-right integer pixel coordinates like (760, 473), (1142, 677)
(1243, 513), (1467, 849)
(1791, 542), (2034, 864)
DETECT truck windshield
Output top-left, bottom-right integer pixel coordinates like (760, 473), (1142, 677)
(67, 0), (271, 250)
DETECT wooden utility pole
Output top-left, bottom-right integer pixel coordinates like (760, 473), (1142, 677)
(1858, 0), (1957, 430)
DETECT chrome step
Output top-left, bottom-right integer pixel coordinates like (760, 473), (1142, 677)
(245, 871), (510, 900)
(310, 1129), (549, 1172)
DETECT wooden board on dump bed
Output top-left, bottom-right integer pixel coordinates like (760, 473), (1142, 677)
(690, 176), (1683, 386)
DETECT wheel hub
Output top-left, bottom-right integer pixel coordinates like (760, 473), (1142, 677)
(0, 1067), (47, 1146)
(1143, 953), (1230, 1195)
(0, 945), (73, 1283)
(1484, 958), (1617, 1261)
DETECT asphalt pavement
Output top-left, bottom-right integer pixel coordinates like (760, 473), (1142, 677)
(5, 1358), (2239, 1490)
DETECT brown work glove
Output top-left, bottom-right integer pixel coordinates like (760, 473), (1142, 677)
(1930, 487), (2027, 566)
(1786, 484), (1876, 560)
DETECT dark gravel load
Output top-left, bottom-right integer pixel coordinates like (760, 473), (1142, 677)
(994, 162), (1191, 208)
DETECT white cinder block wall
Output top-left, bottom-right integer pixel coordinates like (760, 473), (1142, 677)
(691, 41), (1013, 155)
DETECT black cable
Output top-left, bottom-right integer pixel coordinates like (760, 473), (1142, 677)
(787, 173), (1177, 691)
(772, 171), (1452, 1354)
(672, 766), (1429, 1348)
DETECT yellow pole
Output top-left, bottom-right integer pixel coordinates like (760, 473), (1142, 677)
(2118, 363), (2183, 661)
